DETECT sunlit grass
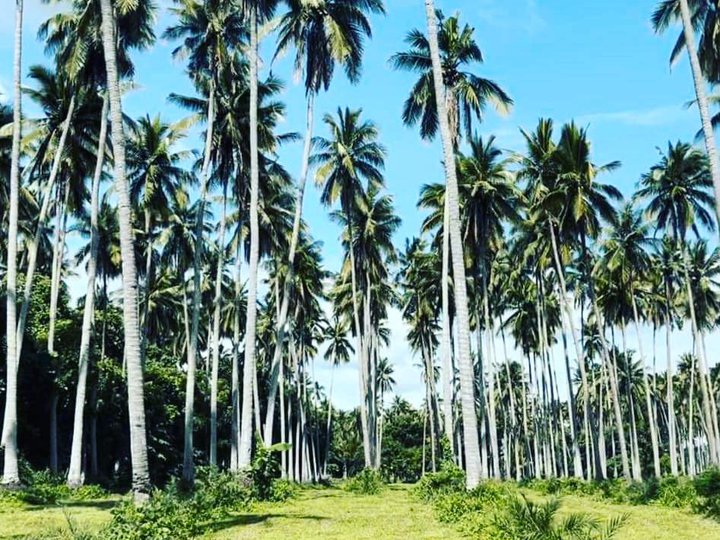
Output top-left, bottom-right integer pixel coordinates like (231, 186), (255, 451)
(524, 489), (720, 540)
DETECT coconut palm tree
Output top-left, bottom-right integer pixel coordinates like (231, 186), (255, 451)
(127, 114), (193, 363)
(98, 0), (151, 500)
(164, 0), (247, 480)
(313, 106), (386, 467)
(322, 312), (353, 475)
(1, 0), (23, 487)
(390, 10), (512, 145)
(637, 141), (719, 465)
(422, 0), (481, 488)
(238, 0), (282, 469)
(264, 0), (385, 447)
(652, 0), (720, 223)
(600, 203), (662, 478)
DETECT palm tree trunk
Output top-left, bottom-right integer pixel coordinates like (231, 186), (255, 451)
(440, 198), (454, 451)
(231, 238), (242, 471)
(677, 0), (720, 223)
(183, 84), (215, 482)
(67, 95), (108, 487)
(680, 250), (718, 464)
(99, 0), (150, 500)
(548, 222), (593, 479)
(209, 185), (227, 467)
(630, 289), (661, 478)
(324, 360), (336, 476)
(1, 0), (23, 486)
(666, 279), (679, 475)
(239, 5), (260, 468)
(13, 95), (76, 365)
(423, 1), (481, 488)
(140, 207), (153, 364)
(48, 183), (70, 356)
(263, 92), (316, 444)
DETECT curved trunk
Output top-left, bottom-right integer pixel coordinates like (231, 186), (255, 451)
(264, 92), (315, 444)
(678, 0), (720, 224)
(14, 95), (76, 365)
(424, 0), (481, 488)
(48, 183), (71, 356)
(99, 0), (150, 500)
(239, 7), (260, 468)
(67, 96), (108, 487)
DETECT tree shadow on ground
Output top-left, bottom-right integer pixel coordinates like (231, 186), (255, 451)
(24, 499), (120, 511)
(207, 512), (328, 533)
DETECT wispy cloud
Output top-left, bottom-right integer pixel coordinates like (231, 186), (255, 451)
(576, 105), (693, 127)
(474, 0), (547, 36)
(0, 79), (8, 104)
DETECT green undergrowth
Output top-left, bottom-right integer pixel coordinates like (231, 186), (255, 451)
(522, 467), (720, 520)
(416, 462), (628, 539)
(343, 468), (385, 495)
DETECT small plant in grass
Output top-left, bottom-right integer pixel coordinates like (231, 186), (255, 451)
(492, 494), (627, 540)
(269, 479), (297, 502)
(251, 442), (289, 500)
(657, 476), (696, 508)
(345, 468), (385, 495)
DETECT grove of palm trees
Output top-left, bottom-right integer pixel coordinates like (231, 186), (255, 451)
(3, 1), (720, 539)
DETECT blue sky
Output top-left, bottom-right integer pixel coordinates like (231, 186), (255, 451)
(0, 0), (714, 410)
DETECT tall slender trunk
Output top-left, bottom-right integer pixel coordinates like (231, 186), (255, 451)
(99, 0), (150, 499)
(264, 92), (316, 444)
(209, 186), (227, 467)
(424, 0), (481, 488)
(239, 6), (260, 468)
(630, 289), (661, 478)
(48, 183), (70, 356)
(67, 96), (108, 487)
(548, 222), (593, 479)
(688, 351), (697, 476)
(140, 207), (153, 364)
(13, 95), (76, 365)
(666, 279), (679, 475)
(440, 199), (454, 450)
(230, 240), (242, 471)
(324, 361), (336, 476)
(183, 84), (214, 483)
(1, 0), (22, 485)
(677, 0), (720, 223)
(680, 250), (718, 464)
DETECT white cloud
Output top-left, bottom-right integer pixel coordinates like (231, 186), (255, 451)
(576, 105), (693, 127)
(0, 80), (8, 104)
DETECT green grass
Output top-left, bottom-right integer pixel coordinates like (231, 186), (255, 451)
(2, 484), (720, 539)
(207, 484), (462, 539)
(0, 497), (121, 539)
(524, 489), (720, 540)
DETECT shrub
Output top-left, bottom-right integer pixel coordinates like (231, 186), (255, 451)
(432, 481), (511, 537)
(250, 442), (287, 500)
(657, 476), (695, 509)
(345, 468), (384, 495)
(269, 479), (296, 502)
(414, 461), (466, 501)
(694, 467), (720, 519)
(103, 469), (253, 540)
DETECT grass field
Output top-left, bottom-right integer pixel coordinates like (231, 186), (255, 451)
(1, 484), (719, 539)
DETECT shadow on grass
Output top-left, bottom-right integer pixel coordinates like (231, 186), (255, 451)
(24, 499), (120, 511)
(207, 512), (328, 533)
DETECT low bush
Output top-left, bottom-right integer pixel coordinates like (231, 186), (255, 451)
(103, 469), (254, 540)
(345, 468), (385, 495)
(414, 461), (466, 501)
(657, 476), (696, 509)
(269, 479), (297, 502)
(693, 467), (720, 519)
